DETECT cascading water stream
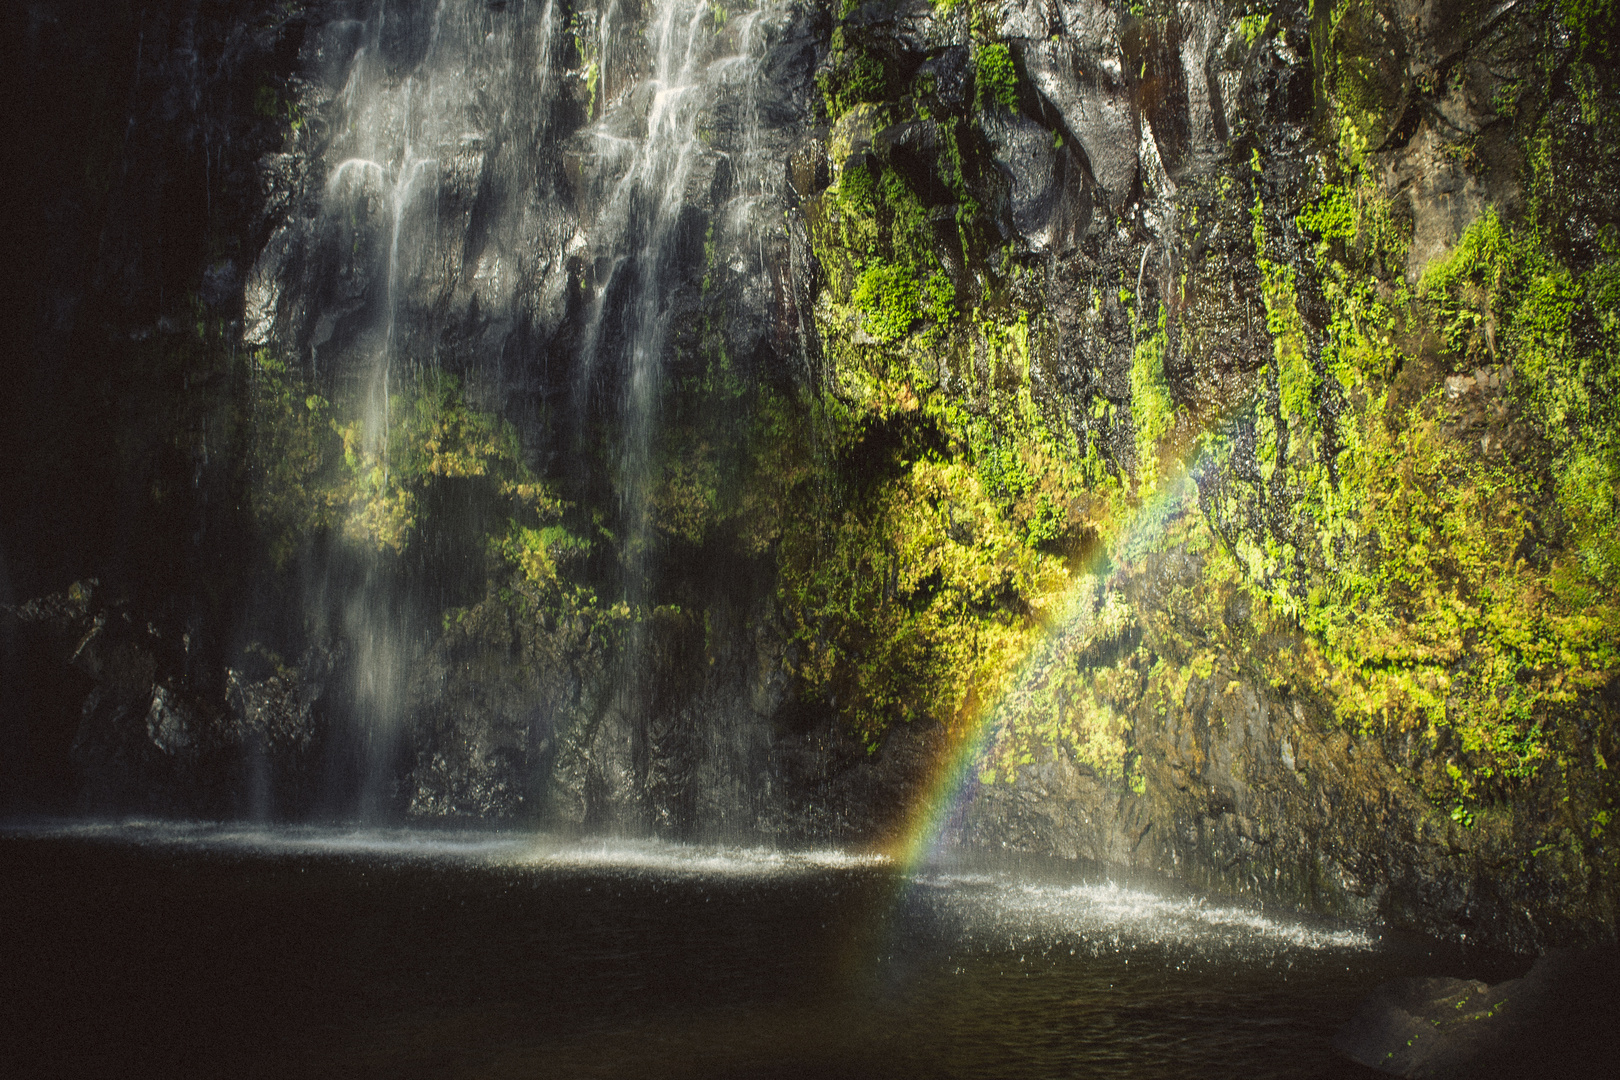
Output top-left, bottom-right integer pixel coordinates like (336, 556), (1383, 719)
(314, 4), (476, 818)
(273, 0), (790, 822)
(540, 0), (788, 826)
(575, 0), (743, 734)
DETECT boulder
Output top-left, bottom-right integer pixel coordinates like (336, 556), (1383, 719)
(1335, 947), (1620, 1078)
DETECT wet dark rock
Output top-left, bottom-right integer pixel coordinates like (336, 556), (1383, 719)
(1334, 947), (1620, 1078)
(842, 0), (962, 58)
(198, 260), (241, 307)
(1, 581), (343, 818)
(982, 109), (1087, 252)
(1017, 28), (1139, 211)
(966, 744), (1146, 865)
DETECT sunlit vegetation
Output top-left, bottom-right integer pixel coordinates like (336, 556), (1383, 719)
(230, 0), (1617, 841)
(247, 359), (574, 576)
(1194, 0), (1620, 828)
(774, 386), (1089, 748)
(784, 0), (1619, 867)
(973, 42), (1017, 111)
(788, 3), (1124, 753)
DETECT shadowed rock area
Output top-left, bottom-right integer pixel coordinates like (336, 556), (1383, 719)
(1334, 946), (1620, 1077)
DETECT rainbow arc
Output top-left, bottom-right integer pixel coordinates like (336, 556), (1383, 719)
(882, 429), (1225, 877)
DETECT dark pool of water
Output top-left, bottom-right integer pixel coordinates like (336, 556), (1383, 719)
(0, 823), (1531, 1078)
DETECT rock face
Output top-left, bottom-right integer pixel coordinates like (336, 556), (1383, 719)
(1333, 946), (1620, 1077)
(2, 0), (1617, 952)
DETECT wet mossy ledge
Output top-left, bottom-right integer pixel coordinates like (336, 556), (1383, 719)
(1, 0), (1616, 951)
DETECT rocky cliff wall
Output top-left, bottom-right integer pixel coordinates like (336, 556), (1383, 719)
(1, 0), (1615, 951)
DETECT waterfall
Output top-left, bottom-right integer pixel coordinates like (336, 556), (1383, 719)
(8, 0), (1611, 966)
(555, 0), (794, 832)
(568, 0), (782, 799)
(243, 0), (796, 824)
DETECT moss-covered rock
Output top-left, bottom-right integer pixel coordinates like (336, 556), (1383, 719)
(781, 0), (1619, 947)
(3, 0), (1616, 949)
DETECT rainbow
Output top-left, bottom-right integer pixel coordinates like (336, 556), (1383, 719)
(881, 443), (1217, 876)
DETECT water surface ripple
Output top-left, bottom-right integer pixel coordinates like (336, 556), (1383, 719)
(2, 822), (1520, 1078)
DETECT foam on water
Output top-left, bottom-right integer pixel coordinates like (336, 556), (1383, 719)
(506, 837), (888, 876)
(2, 819), (527, 860)
(2, 821), (1372, 954)
(909, 871), (1375, 955)
(0, 820), (882, 877)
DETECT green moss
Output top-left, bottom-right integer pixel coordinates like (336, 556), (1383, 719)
(975, 42), (1018, 111)
(1557, 0), (1618, 56)
(1421, 207), (1620, 590)
(1323, 0), (1409, 160)
(247, 362), (566, 566)
(820, 46), (887, 120)
(787, 46), (1139, 752)
(826, 158), (882, 267)
(776, 392), (1081, 744)
(1203, 43), (1620, 806)
(1129, 304), (1174, 490)
(810, 146), (965, 365)
(852, 263), (923, 343)
(497, 522), (588, 588)
(773, 338), (1115, 745)
(572, 15), (601, 119)
(1260, 259), (1314, 419)
(1297, 184), (1357, 244)
(979, 576), (1137, 785)
(923, 272), (957, 332)
(882, 167), (935, 269)
(973, 418), (1033, 501)
(1153, 8), (1607, 822)
(936, 117), (982, 237)
(1239, 11), (1272, 47)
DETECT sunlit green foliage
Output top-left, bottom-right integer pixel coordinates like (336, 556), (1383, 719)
(1129, 305), (1174, 490)
(247, 360), (571, 575)
(1295, 183), (1357, 244)
(974, 42), (1017, 110)
(1226, 181), (1618, 798)
(776, 390), (1082, 747)
(788, 24), (1130, 751)
(807, 145), (957, 362)
(1239, 10), (1272, 46)
(1421, 209), (1620, 591)
(977, 574), (1137, 785)
(1204, 5), (1620, 813)
(853, 263), (922, 343)
(333, 371), (561, 555)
